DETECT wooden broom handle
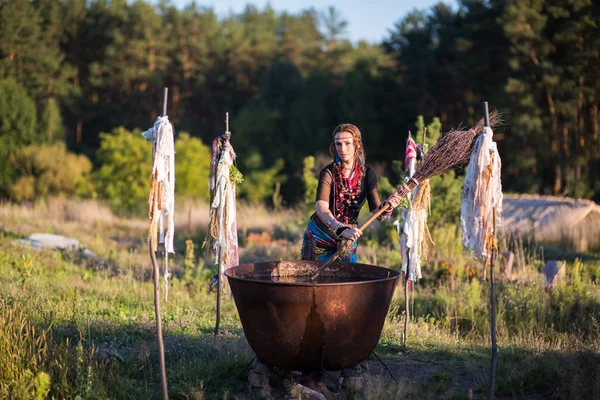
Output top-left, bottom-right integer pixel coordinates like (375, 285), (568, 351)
(308, 178), (419, 281)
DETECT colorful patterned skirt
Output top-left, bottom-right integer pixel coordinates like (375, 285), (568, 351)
(301, 217), (358, 262)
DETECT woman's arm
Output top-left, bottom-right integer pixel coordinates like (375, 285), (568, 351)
(316, 200), (362, 241)
(365, 168), (382, 211)
(316, 200), (336, 226)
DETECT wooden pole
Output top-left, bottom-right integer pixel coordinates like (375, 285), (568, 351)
(488, 209), (498, 400)
(482, 101), (498, 400)
(214, 111), (228, 339)
(162, 87), (168, 117)
(215, 252), (222, 339)
(488, 214), (498, 400)
(403, 252), (410, 348)
(148, 86), (169, 400)
(149, 238), (169, 400)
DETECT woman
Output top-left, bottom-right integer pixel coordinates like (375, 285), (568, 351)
(301, 123), (395, 262)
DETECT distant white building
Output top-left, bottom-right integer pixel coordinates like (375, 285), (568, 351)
(501, 195), (600, 252)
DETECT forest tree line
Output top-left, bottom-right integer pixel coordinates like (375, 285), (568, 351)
(1, 0), (599, 210)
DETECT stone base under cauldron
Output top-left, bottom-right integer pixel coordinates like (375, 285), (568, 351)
(248, 358), (364, 399)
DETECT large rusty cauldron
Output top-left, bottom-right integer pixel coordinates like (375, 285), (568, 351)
(224, 260), (400, 371)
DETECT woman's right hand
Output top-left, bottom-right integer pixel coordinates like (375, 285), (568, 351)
(340, 227), (362, 241)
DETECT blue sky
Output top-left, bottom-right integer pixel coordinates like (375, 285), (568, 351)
(169, 0), (455, 44)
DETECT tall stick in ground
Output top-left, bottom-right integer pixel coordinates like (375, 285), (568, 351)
(214, 112), (229, 339)
(488, 209), (498, 400)
(209, 112), (239, 339)
(149, 238), (168, 400)
(147, 86), (170, 399)
(459, 101), (502, 399)
(403, 249), (410, 348)
(402, 131), (417, 348)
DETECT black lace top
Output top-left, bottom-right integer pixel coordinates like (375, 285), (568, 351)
(313, 163), (381, 229)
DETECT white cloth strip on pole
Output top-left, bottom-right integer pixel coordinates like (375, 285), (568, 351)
(143, 115), (175, 300)
(395, 136), (427, 282)
(460, 126), (503, 263)
(211, 140), (239, 274)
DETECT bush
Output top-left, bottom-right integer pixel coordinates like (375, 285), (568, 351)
(175, 132), (211, 201)
(302, 156), (318, 209)
(0, 78), (39, 196)
(95, 127), (213, 214)
(9, 143), (93, 201)
(94, 127), (152, 214)
(237, 152), (287, 205)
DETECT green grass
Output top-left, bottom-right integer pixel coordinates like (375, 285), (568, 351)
(1, 198), (599, 399)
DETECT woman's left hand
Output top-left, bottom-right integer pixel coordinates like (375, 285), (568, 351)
(385, 192), (403, 209)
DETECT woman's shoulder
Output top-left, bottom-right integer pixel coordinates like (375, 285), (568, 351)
(364, 165), (377, 178)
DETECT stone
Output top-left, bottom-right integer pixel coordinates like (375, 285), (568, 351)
(251, 358), (273, 376)
(292, 383), (326, 400)
(248, 358), (273, 398)
(542, 260), (565, 288)
(249, 385), (271, 399)
(501, 250), (514, 279)
(249, 372), (270, 387)
(340, 376), (363, 392)
(340, 365), (363, 391)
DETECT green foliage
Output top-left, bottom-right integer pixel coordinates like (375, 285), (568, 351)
(500, 0), (600, 199)
(183, 238), (196, 282)
(33, 372), (51, 400)
(302, 156), (318, 208)
(38, 98), (64, 143)
(93, 127), (151, 214)
(174, 132), (211, 201)
(9, 142), (93, 201)
(237, 152), (287, 205)
(428, 170), (464, 227)
(0, 0), (76, 99)
(0, 303), (51, 399)
(1, 202), (600, 398)
(229, 165), (244, 185)
(0, 78), (38, 197)
(0, 0), (600, 205)
(12, 254), (34, 289)
(414, 115), (441, 151)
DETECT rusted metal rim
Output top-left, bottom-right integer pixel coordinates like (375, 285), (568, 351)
(224, 272), (399, 286)
(224, 260), (401, 286)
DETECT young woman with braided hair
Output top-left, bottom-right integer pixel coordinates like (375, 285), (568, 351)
(301, 123), (399, 263)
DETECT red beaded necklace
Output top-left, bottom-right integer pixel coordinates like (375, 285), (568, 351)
(333, 162), (364, 224)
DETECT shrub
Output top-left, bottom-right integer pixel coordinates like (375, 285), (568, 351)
(9, 142), (93, 201)
(95, 127), (213, 214)
(94, 127), (151, 214)
(237, 152), (287, 205)
(0, 78), (38, 196)
(302, 155), (318, 209)
(175, 132), (211, 201)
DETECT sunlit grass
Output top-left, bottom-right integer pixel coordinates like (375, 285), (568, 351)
(1, 198), (599, 398)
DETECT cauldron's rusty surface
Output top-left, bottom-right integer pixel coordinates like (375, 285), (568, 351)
(224, 260), (400, 371)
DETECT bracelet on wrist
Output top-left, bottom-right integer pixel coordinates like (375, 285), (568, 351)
(327, 216), (336, 227)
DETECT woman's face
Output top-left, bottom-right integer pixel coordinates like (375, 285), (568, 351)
(334, 131), (355, 164)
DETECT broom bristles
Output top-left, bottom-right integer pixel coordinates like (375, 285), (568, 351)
(414, 111), (501, 182)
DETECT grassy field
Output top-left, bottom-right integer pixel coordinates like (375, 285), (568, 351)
(1, 198), (599, 399)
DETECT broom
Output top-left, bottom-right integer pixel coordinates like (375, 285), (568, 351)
(309, 112), (500, 281)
